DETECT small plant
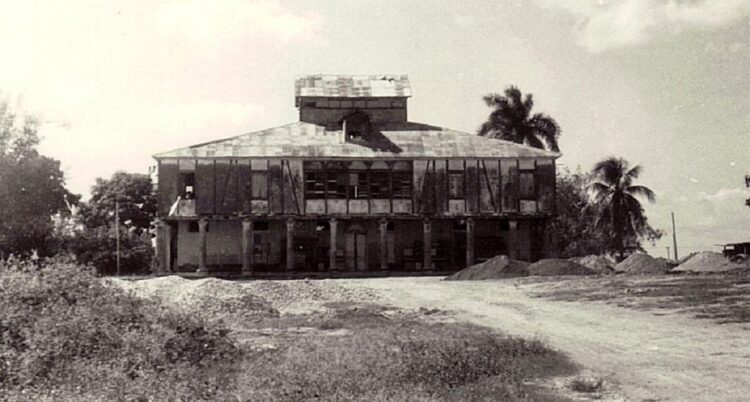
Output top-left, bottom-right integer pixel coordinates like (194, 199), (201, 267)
(569, 376), (604, 393)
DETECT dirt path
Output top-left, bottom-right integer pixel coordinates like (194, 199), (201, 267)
(336, 277), (750, 402)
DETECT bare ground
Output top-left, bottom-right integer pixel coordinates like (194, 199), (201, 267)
(333, 276), (750, 402)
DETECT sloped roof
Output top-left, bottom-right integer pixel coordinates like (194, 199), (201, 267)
(295, 75), (411, 98)
(153, 121), (561, 160)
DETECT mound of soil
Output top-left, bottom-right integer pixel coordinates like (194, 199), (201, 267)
(109, 276), (279, 321)
(613, 253), (675, 274)
(672, 251), (746, 273)
(568, 255), (614, 274)
(527, 259), (596, 276)
(445, 255), (530, 281)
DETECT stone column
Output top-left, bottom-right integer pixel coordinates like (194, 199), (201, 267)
(241, 219), (252, 273)
(379, 218), (388, 271)
(286, 219), (295, 271)
(329, 218), (338, 270)
(164, 221), (173, 273)
(423, 218), (432, 270)
(197, 218), (208, 273)
(466, 218), (475, 267)
(155, 219), (166, 273)
(508, 219), (518, 259)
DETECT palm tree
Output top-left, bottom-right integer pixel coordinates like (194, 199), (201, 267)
(587, 157), (656, 261)
(478, 86), (560, 152)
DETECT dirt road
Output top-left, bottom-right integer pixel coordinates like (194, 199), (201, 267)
(336, 277), (750, 402)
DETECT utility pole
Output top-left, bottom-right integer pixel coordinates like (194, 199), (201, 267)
(671, 212), (678, 261)
(666, 246), (670, 259)
(115, 200), (121, 276)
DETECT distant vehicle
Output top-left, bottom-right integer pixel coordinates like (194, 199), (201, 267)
(722, 242), (750, 260)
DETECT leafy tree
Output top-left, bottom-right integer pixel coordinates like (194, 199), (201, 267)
(0, 101), (78, 258)
(588, 156), (662, 261)
(478, 86), (561, 152)
(548, 168), (607, 258)
(57, 171), (157, 275)
(82, 171), (157, 234)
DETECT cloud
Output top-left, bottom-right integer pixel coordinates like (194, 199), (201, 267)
(156, 0), (322, 43)
(536, 0), (750, 52)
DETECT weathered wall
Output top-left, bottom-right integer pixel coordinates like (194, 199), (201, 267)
(161, 157), (556, 219)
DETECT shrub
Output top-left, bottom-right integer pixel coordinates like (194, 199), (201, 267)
(62, 225), (153, 275)
(0, 259), (238, 401)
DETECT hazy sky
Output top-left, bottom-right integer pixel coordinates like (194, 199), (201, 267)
(1, 0), (749, 256)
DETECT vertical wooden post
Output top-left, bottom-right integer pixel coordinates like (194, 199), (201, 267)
(508, 219), (518, 259)
(329, 218), (338, 270)
(241, 219), (252, 273)
(423, 218), (432, 270)
(197, 218), (208, 272)
(164, 221), (172, 273)
(466, 217), (475, 267)
(379, 218), (388, 271)
(286, 218), (295, 271)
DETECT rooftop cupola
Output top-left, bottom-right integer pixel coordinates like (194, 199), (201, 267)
(295, 74), (410, 125)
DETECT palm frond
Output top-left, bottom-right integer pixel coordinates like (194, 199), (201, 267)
(591, 157), (625, 187)
(529, 113), (560, 152)
(626, 185), (656, 203)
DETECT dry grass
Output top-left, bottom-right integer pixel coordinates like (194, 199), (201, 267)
(532, 274), (750, 324)
(235, 304), (578, 401)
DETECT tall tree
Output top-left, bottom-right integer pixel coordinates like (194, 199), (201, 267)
(588, 156), (660, 261)
(478, 86), (561, 152)
(548, 168), (608, 258)
(83, 171), (157, 234)
(0, 100), (78, 257)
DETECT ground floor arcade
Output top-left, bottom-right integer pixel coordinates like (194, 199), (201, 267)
(155, 217), (548, 274)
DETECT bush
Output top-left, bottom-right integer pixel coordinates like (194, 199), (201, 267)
(0, 259), (238, 401)
(62, 226), (153, 275)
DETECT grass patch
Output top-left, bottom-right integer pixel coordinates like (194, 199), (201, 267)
(0, 259), (239, 401)
(534, 275), (750, 323)
(236, 305), (577, 401)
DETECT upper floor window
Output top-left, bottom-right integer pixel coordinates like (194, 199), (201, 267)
(448, 171), (465, 199)
(251, 171), (268, 200)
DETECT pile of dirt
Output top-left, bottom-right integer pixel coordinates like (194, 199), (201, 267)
(568, 255), (614, 274)
(240, 279), (379, 314)
(445, 255), (530, 281)
(672, 251), (746, 273)
(108, 276), (279, 322)
(527, 259), (596, 276)
(613, 253), (676, 274)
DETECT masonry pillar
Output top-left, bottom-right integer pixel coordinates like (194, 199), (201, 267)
(423, 218), (432, 270)
(164, 221), (173, 273)
(508, 219), (518, 260)
(466, 217), (475, 267)
(329, 218), (337, 270)
(197, 218), (208, 272)
(155, 219), (167, 273)
(379, 218), (388, 271)
(286, 218), (295, 271)
(241, 219), (252, 273)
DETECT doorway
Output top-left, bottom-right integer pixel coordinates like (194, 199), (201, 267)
(345, 232), (367, 271)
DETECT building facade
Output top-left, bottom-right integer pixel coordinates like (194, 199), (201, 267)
(153, 75), (560, 274)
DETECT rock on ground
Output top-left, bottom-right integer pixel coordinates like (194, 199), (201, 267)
(527, 259), (596, 276)
(445, 255), (530, 281)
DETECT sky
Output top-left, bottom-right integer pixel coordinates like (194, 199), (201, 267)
(1, 0), (749, 256)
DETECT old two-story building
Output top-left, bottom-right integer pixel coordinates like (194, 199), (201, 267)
(153, 75), (559, 274)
